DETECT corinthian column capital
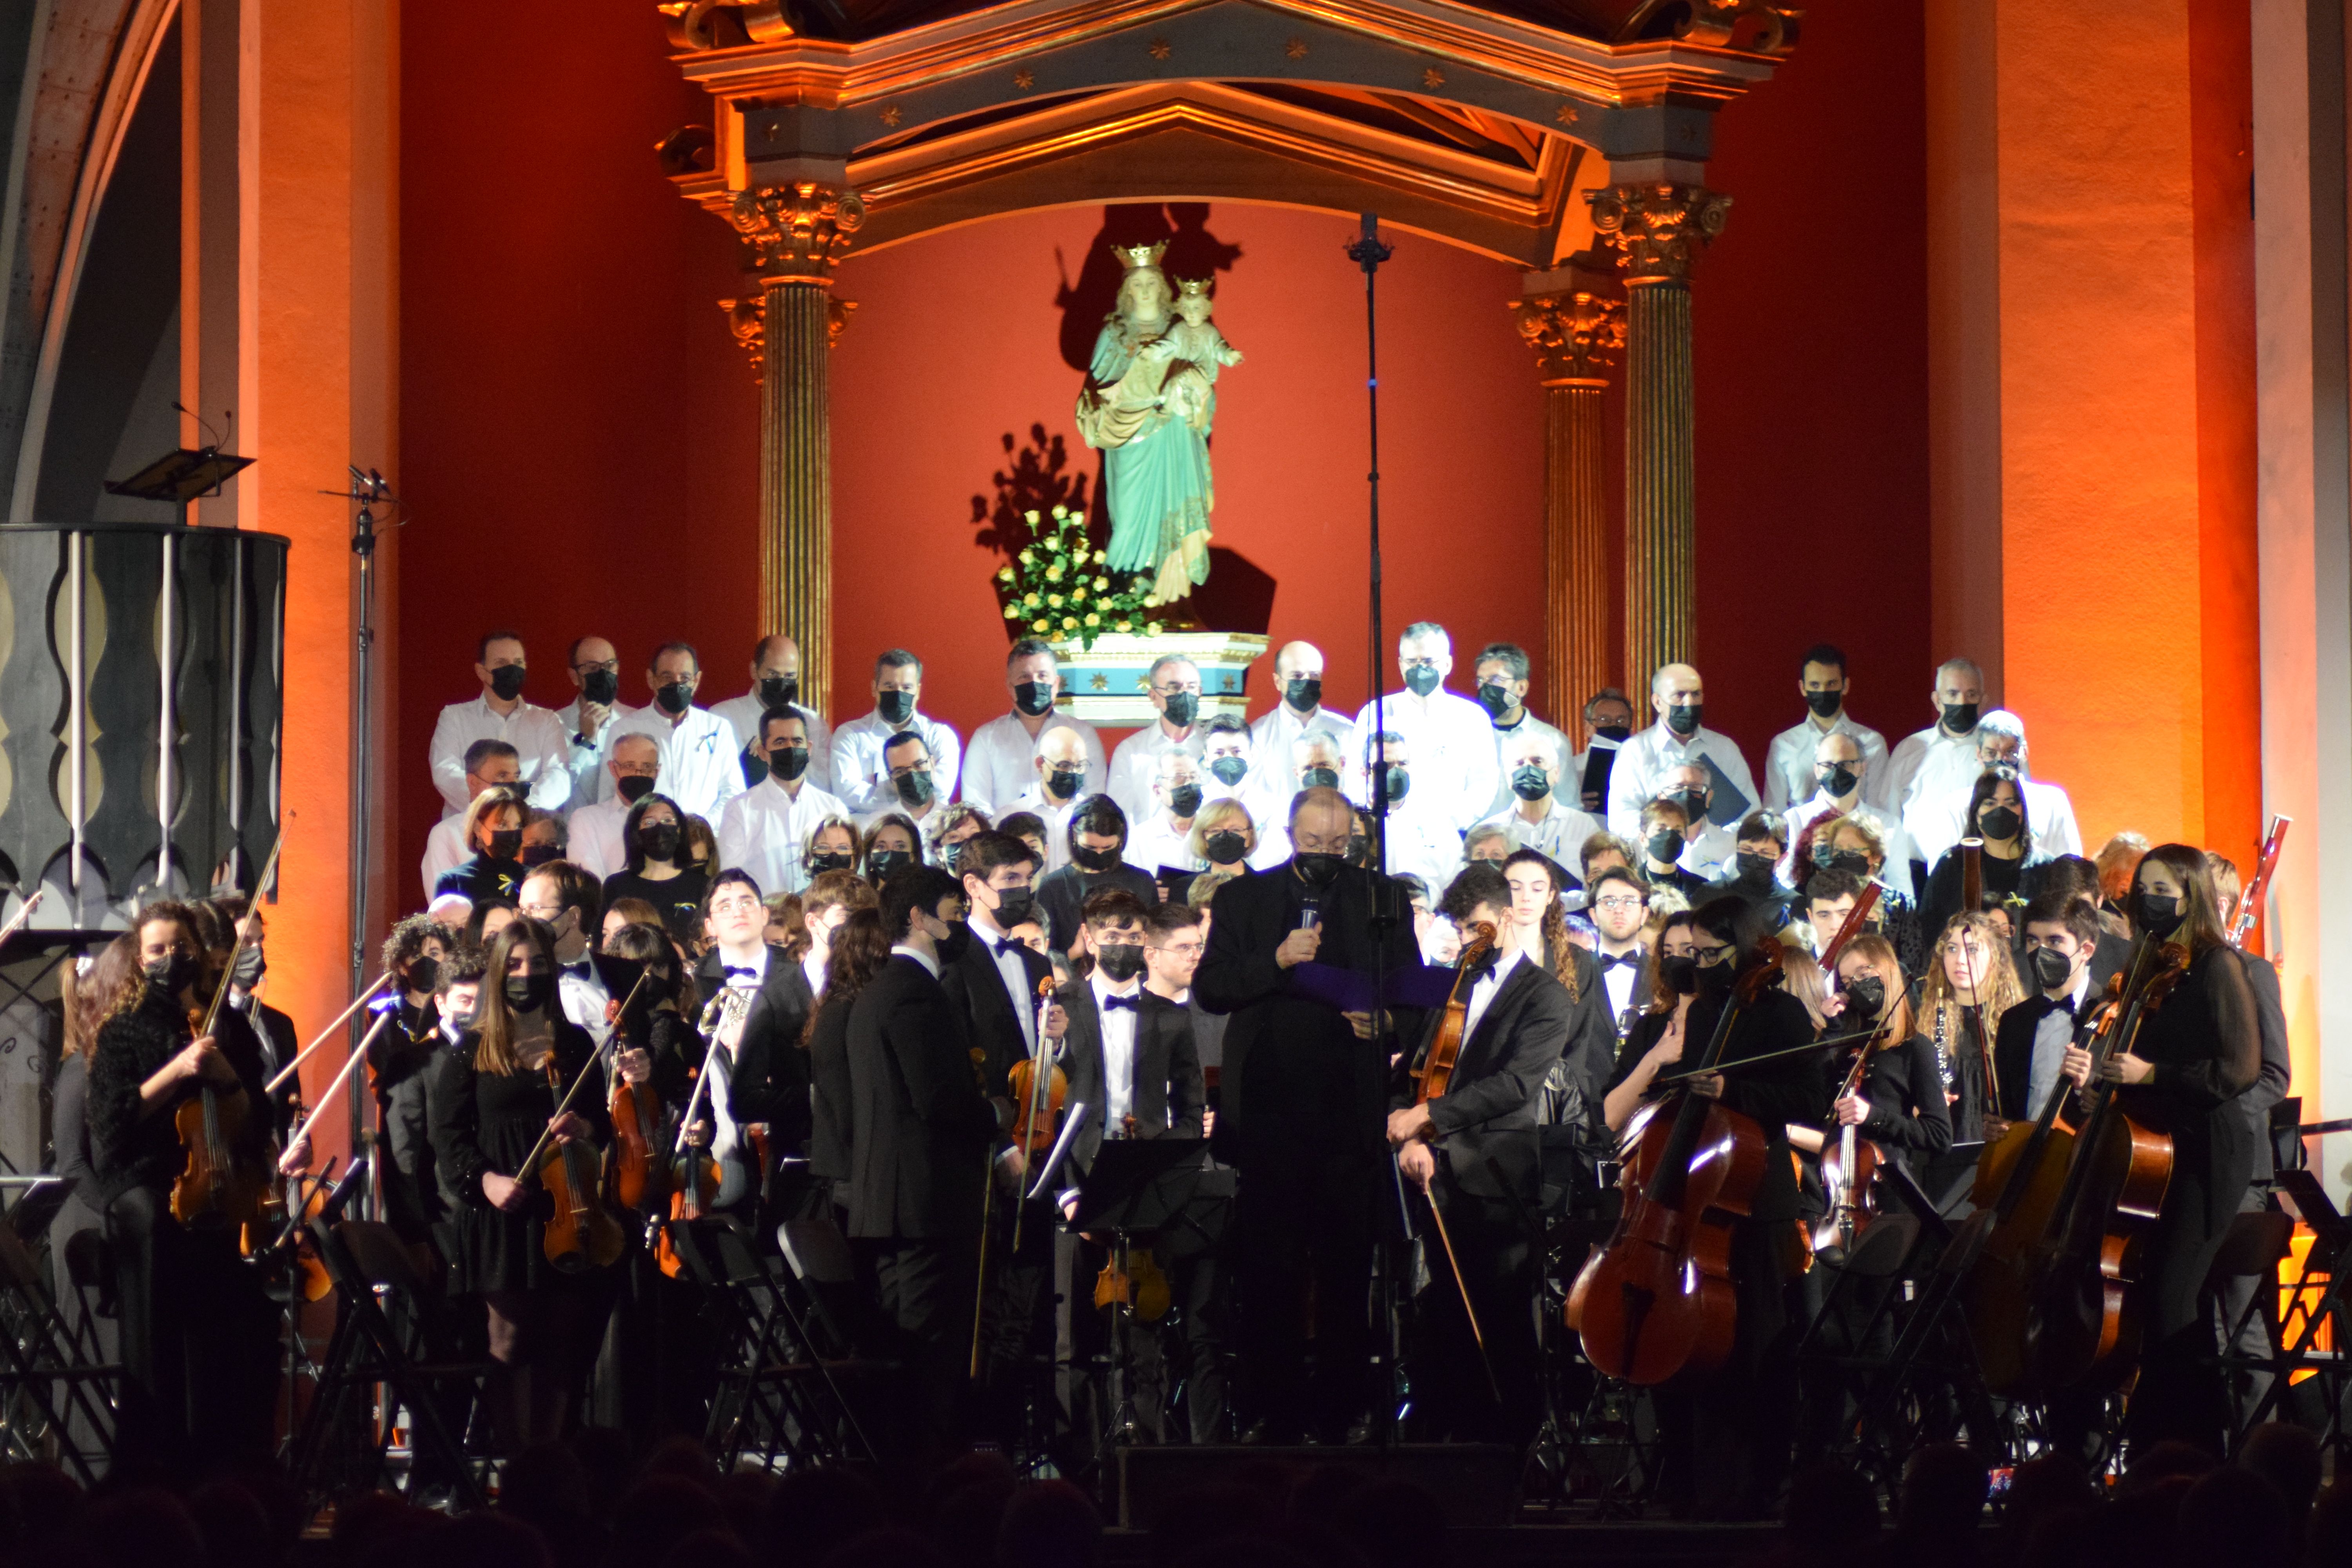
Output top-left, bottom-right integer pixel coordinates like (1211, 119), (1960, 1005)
(1586, 183), (1731, 285)
(1510, 292), (1626, 387)
(730, 181), (866, 283)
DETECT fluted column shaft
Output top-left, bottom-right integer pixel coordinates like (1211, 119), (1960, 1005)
(1512, 290), (1624, 711)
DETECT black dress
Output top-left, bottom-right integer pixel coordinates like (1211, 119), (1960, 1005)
(425, 1020), (611, 1295)
(1915, 1002), (2000, 1214)
(1852, 1034), (1955, 1175)
(601, 867), (711, 943)
(437, 853), (525, 908)
(1920, 849), (2042, 937)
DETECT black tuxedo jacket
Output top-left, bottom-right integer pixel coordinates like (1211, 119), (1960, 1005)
(1392, 954), (1572, 1200)
(844, 955), (1000, 1240)
(696, 946), (815, 1155)
(807, 992), (854, 1186)
(1993, 992), (2087, 1123)
(1057, 982), (1204, 1180)
(941, 931), (1054, 1099)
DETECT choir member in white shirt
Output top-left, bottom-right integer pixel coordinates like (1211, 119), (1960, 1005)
(1568, 688), (1637, 815)
(1363, 730), (1466, 895)
(566, 732), (660, 882)
(1002, 726), (1091, 872)
(554, 635), (642, 810)
(1654, 761), (1738, 880)
(710, 635), (836, 796)
(1248, 731), (1348, 870)
(1107, 655), (1204, 825)
(716, 709), (849, 897)
(428, 631), (573, 817)
(1472, 728), (1606, 868)
(962, 637), (1106, 814)
(1877, 655), (1987, 831)
(1584, 866), (1651, 1033)
(1196, 714), (1263, 808)
(1760, 643), (1889, 814)
(1250, 639), (1357, 797)
(1908, 710), (2083, 867)
(1351, 622), (1499, 832)
(866, 730), (949, 844)
(830, 648), (962, 814)
(421, 739), (521, 897)
(1472, 643), (1573, 819)
(1779, 730), (1921, 898)
(1604, 662), (1759, 843)
(606, 641), (746, 823)
(1129, 750), (1210, 876)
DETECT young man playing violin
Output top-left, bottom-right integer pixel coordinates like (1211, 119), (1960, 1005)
(1386, 862), (1571, 1446)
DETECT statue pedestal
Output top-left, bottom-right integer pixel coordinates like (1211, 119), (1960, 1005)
(1051, 631), (1269, 728)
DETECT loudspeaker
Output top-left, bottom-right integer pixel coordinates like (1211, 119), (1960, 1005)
(1115, 1442), (1520, 1528)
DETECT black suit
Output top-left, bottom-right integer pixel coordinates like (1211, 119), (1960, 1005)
(1992, 991), (2090, 1125)
(941, 929), (1054, 1099)
(1194, 858), (1424, 1438)
(1058, 981), (1205, 1179)
(1390, 951), (1568, 1443)
(695, 946), (815, 1156)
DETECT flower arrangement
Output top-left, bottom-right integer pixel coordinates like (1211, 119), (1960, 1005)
(995, 503), (1161, 649)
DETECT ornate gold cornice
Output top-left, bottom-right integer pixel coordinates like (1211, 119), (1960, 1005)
(1510, 290), (1625, 386)
(717, 292), (858, 380)
(1586, 181), (1729, 285)
(730, 180), (867, 280)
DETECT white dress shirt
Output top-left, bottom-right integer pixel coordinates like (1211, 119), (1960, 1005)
(608, 705), (746, 823)
(831, 710), (963, 816)
(558, 960), (612, 1049)
(1779, 794), (1920, 897)
(889, 943), (941, 980)
(1005, 785), (1087, 872)
(1909, 775), (2084, 869)
(1107, 724), (1202, 826)
(555, 697), (646, 813)
(1462, 945), (1525, 1043)
(1250, 703), (1359, 797)
(803, 949), (828, 997)
(1595, 943), (1644, 1025)
(1093, 971), (1143, 1136)
(717, 775), (850, 897)
(1878, 724), (1980, 834)
(964, 711), (1106, 816)
(1472, 796), (1606, 871)
(1351, 689), (1500, 833)
(1378, 793), (1468, 897)
(1677, 817), (1738, 882)
(420, 816), (467, 900)
(1484, 711), (1573, 818)
(1604, 720), (1760, 842)
(429, 695), (573, 817)
(1129, 814), (1205, 876)
(1760, 712), (1890, 814)
(2024, 971), (2094, 1120)
(710, 693), (836, 796)
(566, 796), (630, 881)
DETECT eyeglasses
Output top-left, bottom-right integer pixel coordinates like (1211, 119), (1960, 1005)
(1152, 680), (1202, 697)
(1151, 941), (1204, 959)
(1693, 945), (1733, 966)
(1592, 896), (1645, 913)
(572, 658), (619, 675)
(709, 895), (763, 918)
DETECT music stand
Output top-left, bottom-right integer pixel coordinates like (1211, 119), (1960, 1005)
(1069, 1138), (1207, 1452)
(103, 446), (255, 526)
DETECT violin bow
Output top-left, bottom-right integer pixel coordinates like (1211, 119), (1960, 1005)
(282, 1008), (397, 1160)
(0, 886), (45, 951)
(1650, 1024), (1886, 1085)
(516, 965), (652, 1178)
(1420, 1174), (1500, 1405)
(266, 972), (396, 1094)
(200, 834), (286, 1039)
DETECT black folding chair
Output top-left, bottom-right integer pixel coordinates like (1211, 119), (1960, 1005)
(289, 1219), (492, 1508)
(2232, 1169), (2352, 1460)
(0, 1221), (119, 1483)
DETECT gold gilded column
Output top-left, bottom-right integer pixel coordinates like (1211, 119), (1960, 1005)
(729, 180), (864, 717)
(1510, 290), (1624, 715)
(1586, 183), (1729, 686)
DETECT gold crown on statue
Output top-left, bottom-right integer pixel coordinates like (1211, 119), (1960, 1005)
(1111, 241), (1169, 271)
(1174, 278), (1212, 298)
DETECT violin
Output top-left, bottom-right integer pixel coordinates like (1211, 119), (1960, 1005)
(173, 846), (284, 1245)
(606, 997), (668, 1215)
(1093, 1244), (1171, 1321)
(1007, 974), (1069, 1156)
(656, 988), (753, 1278)
(530, 1040), (625, 1274)
(1812, 1032), (1882, 1265)
(1411, 922), (1496, 1107)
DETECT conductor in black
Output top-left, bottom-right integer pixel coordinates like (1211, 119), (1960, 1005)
(1194, 784), (1425, 1443)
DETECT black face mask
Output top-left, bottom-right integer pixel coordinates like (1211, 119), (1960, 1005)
(1346, 835), (1370, 867)
(1169, 784), (1204, 818)
(1595, 724), (1633, 744)
(877, 690), (916, 726)
(771, 746), (811, 782)
(1096, 943), (1146, 982)
(521, 843), (561, 867)
(2029, 945), (2075, 992)
(145, 952), (199, 996)
(867, 848), (912, 880)
(1647, 829), (1686, 866)
(1044, 767), (1084, 802)
(1511, 764), (1551, 802)
(990, 888), (1035, 928)
(895, 770), (936, 809)
(1844, 975), (1886, 1020)
(1805, 689), (1843, 719)
(1820, 849), (1872, 880)
(1294, 852), (1345, 889)
(809, 851), (855, 876)
(934, 919), (973, 966)
(488, 665), (527, 702)
(1476, 682), (1515, 719)
(653, 681), (691, 715)
(1664, 702), (1703, 738)
(1820, 763), (1860, 799)
(1404, 666), (1442, 698)
(505, 971), (554, 1014)
(2134, 890), (2183, 935)
(1071, 844), (1122, 873)
(1161, 691), (1199, 728)
(1013, 681), (1055, 718)
(1301, 766), (1340, 791)
(1942, 701), (1980, 734)
(1285, 676), (1322, 713)
(1203, 830), (1248, 865)
(759, 674), (799, 710)
(1697, 956), (1737, 994)
(1734, 851), (1776, 885)
(406, 956), (442, 996)
(1660, 955), (1700, 996)
(1979, 805), (2023, 841)
(581, 669), (618, 706)
(1379, 768), (1410, 804)
(487, 828), (524, 862)
(638, 823), (682, 862)
(1208, 755), (1248, 787)
(617, 774), (657, 804)
(1667, 788), (1710, 825)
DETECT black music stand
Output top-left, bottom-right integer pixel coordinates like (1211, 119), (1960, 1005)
(1069, 1139), (1207, 1454)
(103, 446), (254, 526)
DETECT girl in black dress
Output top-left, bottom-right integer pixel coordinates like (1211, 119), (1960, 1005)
(1921, 771), (2045, 935)
(1828, 934), (1952, 1180)
(1913, 909), (2024, 1214)
(425, 917), (615, 1455)
(599, 793), (710, 944)
(2100, 843), (2261, 1452)
(435, 786), (529, 909)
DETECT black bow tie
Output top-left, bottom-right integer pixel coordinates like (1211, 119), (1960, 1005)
(1598, 951), (1644, 972)
(723, 964), (758, 980)
(993, 938), (1027, 960)
(1103, 993), (1140, 1013)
